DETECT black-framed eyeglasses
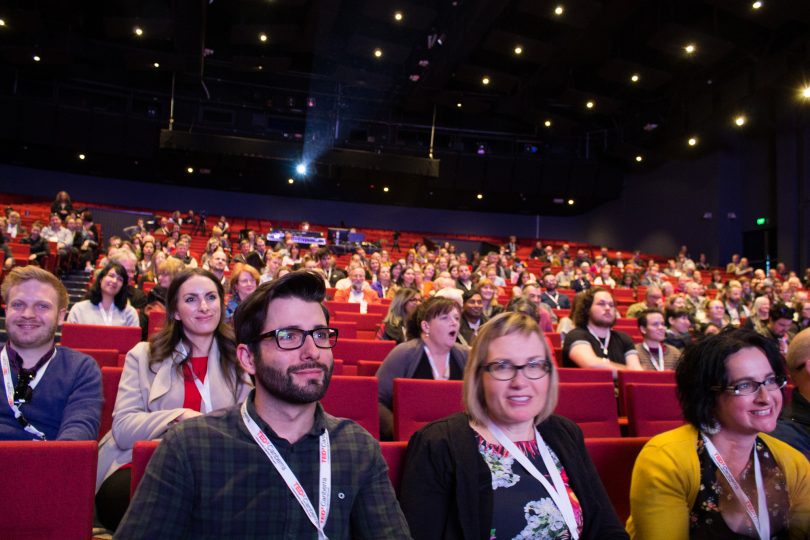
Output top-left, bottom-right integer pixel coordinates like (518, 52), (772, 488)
(256, 327), (338, 350)
(14, 370), (35, 404)
(712, 375), (787, 396)
(482, 360), (551, 381)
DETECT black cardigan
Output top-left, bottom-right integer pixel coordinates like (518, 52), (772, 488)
(399, 412), (629, 540)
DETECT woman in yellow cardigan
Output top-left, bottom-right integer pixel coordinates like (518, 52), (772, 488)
(627, 328), (810, 539)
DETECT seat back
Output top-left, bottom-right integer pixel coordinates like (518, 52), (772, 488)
(147, 309), (166, 338)
(0, 441), (98, 540)
(617, 370), (676, 414)
(357, 360), (383, 377)
(100, 367), (123, 440)
(557, 368), (613, 384)
(366, 303), (389, 316)
(584, 437), (649, 522)
(380, 441), (408, 494)
(625, 383), (684, 437)
(334, 311), (384, 331)
(320, 376), (379, 439)
(324, 301), (360, 318)
(393, 379), (464, 441)
(131, 440), (162, 497)
(76, 348), (120, 368)
(60, 323), (141, 355)
(332, 338), (397, 365)
(331, 321), (358, 340)
(555, 383), (621, 437)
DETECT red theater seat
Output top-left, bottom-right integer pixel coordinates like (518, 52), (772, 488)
(324, 301), (360, 319)
(147, 309), (166, 338)
(332, 338), (397, 365)
(625, 383), (684, 437)
(357, 360), (383, 377)
(331, 321), (358, 340)
(61, 323), (141, 356)
(393, 379), (464, 441)
(557, 368), (613, 384)
(131, 440), (161, 497)
(76, 348), (120, 368)
(321, 376), (379, 439)
(100, 367), (123, 440)
(617, 370), (676, 414)
(585, 437), (649, 522)
(0, 441), (98, 540)
(555, 383), (620, 438)
(380, 441), (408, 494)
(334, 311), (384, 331)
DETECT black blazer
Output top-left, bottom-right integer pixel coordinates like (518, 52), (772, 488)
(400, 412), (628, 540)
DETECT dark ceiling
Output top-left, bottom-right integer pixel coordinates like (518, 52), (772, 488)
(1, 0), (809, 215)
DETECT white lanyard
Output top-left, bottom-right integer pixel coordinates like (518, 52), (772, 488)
(546, 292), (560, 308)
(587, 325), (610, 358)
(1, 347), (56, 440)
(423, 346), (450, 380)
(178, 345), (212, 413)
(701, 434), (769, 540)
(642, 343), (664, 371)
(241, 400), (330, 540)
(486, 421), (580, 540)
(98, 303), (115, 325)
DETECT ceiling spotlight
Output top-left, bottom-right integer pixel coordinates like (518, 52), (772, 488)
(630, 73), (640, 83)
(394, 11), (403, 21)
(78, 153), (86, 160)
(477, 193), (484, 200)
(153, 62), (160, 68)
(259, 33), (268, 43)
(752, 1), (763, 8)
(688, 137), (698, 147)
(513, 45), (523, 55)
(482, 76), (490, 85)
(134, 27), (143, 37)
(567, 199), (575, 205)
(456, 102), (462, 108)
(295, 163), (308, 175)
(554, 5), (565, 16)
(33, 55), (41, 62)
(374, 48), (383, 58)
(288, 178), (294, 184)
(0, 19), (5, 27)
(383, 186), (390, 192)
(585, 100), (595, 109)
(544, 119), (552, 127)
(734, 115), (747, 127)
(186, 167), (194, 174)
(801, 86), (810, 99)
(684, 43), (696, 55)
(635, 155), (643, 163)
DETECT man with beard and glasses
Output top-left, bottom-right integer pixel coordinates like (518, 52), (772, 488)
(561, 287), (642, 372)
(0, 266), (102, 440)
(116, 270), (410, 540)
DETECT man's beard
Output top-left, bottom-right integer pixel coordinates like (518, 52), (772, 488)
(255, 354), (333, 405)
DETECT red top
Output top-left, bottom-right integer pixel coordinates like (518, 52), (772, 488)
(182, 356), (209, 411)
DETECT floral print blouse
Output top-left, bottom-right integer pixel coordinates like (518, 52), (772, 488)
(477, 435), (584, 539)
(690, 436), (789, 539)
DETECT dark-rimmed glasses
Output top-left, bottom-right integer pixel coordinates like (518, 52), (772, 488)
(482, 360), (551, 381)
(256, 327), (338, 350)
(712, 375), (787, 396)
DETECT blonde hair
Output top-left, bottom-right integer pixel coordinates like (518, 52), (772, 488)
(229, 263), (261, 297)
(463, 311), (558, 427)
(1, 266), (69, 311)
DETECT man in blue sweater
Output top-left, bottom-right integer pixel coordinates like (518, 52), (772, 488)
(0, 266), (102, 440)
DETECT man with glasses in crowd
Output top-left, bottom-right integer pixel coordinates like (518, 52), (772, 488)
(0, 266), (102, 440)
(117, 270), (410, 539)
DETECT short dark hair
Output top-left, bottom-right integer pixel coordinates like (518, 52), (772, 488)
(769, 303), (795, 322)
(665, 308), (691, 328)
(234, 270), (329, 353)
(675, 328), (786, 429)
(88, 262), (129, 310)
(406, 297), (461, 339)
(572, 287), (610, 328)
(462, 287), (482, 304)
(637, 309), (664, 329)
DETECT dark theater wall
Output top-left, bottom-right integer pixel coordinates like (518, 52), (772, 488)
(0, 164), (585, 242)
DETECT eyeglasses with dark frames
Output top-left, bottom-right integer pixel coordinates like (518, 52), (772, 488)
(482, 360), (551, 381)
(711, 375), (787, 396)
(256, 327), (338, 350)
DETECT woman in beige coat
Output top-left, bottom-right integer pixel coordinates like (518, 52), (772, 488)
(95, 268), (252, 532)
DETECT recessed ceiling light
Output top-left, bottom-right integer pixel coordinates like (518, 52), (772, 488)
(684, 43), (696, 55)
(554, 5), (565, 16)
(259, 33), (268, 43)
(481, 76), (490, 85)
(544, 119), (552, 127)
(801, 86), (810, 99)
(383, 186), (390, 192)
(513, 45), (523, 55)
(186, 167), (194, 174)
(630, 73), (640, 83)
(374, 48), (383, 58)
(688, 136), (698, 147)
(567, 199), (575, 205)
(476, 193), (484, 200)
(635, 155), (643, 162)
(394, 11), (403, 21)
(134, 27), (143, 37)
(585, 100), (595, 109)
(153, 62), (160, 68)
(288, 178), (295, 184)
(752, 1), (763, 9)
(78, 153), (86, 160)
(0, 19), (6, 27)
(33, 55), (41, 62)
(734, 115), (747, 127)
(456, 102), (462, 108)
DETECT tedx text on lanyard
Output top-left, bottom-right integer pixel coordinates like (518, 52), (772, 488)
(486, 421), (580, 540)
(241, 400), (331, 540)
(701, 434), (769, 540)
(1, 347), (56, 440)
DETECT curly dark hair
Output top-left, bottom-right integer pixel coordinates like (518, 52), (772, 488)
(572, 287), (610, 328)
